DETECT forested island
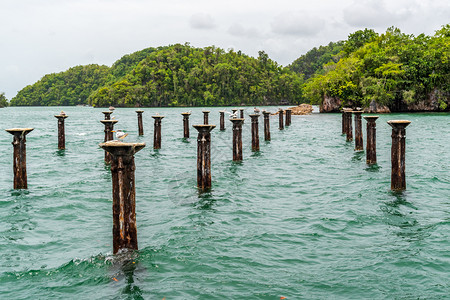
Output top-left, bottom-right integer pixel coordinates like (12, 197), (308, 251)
(6, 25), (450, 112)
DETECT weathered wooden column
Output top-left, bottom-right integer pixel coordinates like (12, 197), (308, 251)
(152, 115), (164, 149)
(353, 111), (363, 151)
(364, 116), (378, 165)
(239, 108), (245, 119)
(345, 110), (353, 141)
(263, 111), (271, 141)
(103, 111), (113, 120)
(278, 110), (284, 130)
(136, 110), (144, 136)
(99, 141), (146, 254)
(181, 112), (191, 138)
(285, 109), (292, 126)
(249, 114), (260, 151)
(203, 110), (210, 125)
(5, 128), (34, 189)
(230, 118), (244, 161)
(219, 110), (225, 131)
(100, 120), (118, 163)
(55, 114), (68, 149)
(193, 125), (216, 190)
(232, 108), (238, 115)
(341, 108), (349, 135)
(388, 120), (411, 191)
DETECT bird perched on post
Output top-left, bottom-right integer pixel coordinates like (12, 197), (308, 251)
(112, 130), (128, 142)
(60, 110), (66, 116)
(225, 111), (238, 119)
(109, 106), (115, 112)
(254, 107), (260, 114)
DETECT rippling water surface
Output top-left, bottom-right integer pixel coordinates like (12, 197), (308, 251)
(0, 107), (449, 299)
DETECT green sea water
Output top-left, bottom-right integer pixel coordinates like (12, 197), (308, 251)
(0, 106), (449, 299)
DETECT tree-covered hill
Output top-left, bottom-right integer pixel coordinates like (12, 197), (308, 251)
(0, 92), (8, 107)
(10, 65), (110, 106)
(301, 26), (450, 111)
(89, 44), (303, 107)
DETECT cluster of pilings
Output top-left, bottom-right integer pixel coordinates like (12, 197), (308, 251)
(341, 108), (411, 191)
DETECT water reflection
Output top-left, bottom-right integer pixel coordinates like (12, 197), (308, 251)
(351, 151), (365, 162)
(54, 149), (66, 157)
(111, 250), (144, 300)
(365, 164), (381, 172)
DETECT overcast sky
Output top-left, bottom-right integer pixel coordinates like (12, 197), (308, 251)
(1, 0), (449, 99)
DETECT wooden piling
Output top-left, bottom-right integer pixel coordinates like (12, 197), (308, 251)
(100, 120), (118, 163)
(345, 110), (353, 141)
(103, 111), (113, 120)
(203, 111), (210, 125)
(152, 115), (164, 149)
(193, 125), (216, 190)
(388, 120), (411, 191)
(5, 128), (34, 189)
(99, 141), (145, 254)
(230, 118), (244, 161)
(353, 111), (363, 151)
(219, 110), (225, 131)
(136, 110), (144, 136)
(263, 111), (271, 141)
(285, 109), (292, 126)
(249, 114), (260, 151)
(364, 116), (378, 165)
(239, 108), (245, 119)
(278, 110), (284, 130)
(55, 114), (68, 149)
(181, 112), (191, 138)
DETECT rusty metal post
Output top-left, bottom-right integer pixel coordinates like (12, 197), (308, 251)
(353, 111), (363, 151)
(249, 114), (260, 151)
(230, 118), (244, 161)
(181, 112), (191, 138)
(5, 128), (34, 189)
(239, 108), (245, 119)
(263, 111), (271, 141)
(136, 110), (144, 136)
(345, 110), (353, 141)
(278, 110), (284, 130)
(100, 120), (118, 163)
(55, 114), (68, 149)
(193, 125), (216, 190)
(152, 115), (164, 149)
(285, 109), (292, 126)
(364, 116), (378, 165)
(388, 120), (411, 191)
(203, 111), (210, 125)
(99, 141), (145, 254)
(103, 111), (113, 120)
(219, 110), (225, 131)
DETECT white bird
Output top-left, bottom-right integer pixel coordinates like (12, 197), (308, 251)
(109, 106), (115, 112)
(60, 110), (66, 116)
(112, 130), (128, 142)
(155, 112), (160, 116)
(254, 107), (260, 114)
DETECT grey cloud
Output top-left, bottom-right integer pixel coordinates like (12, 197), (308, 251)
(189, 13), (216, 29)
(227, 23), (262, 38)
(343, 0), (410, 27)
(271, 12), (325, 36)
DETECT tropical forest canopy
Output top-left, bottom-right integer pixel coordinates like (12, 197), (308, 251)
(7, 24), (450, 110)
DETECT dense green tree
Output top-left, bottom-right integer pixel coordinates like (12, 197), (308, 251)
(0, 92), (8, 107)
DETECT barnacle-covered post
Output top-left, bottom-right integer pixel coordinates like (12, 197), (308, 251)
(219, 110), (225, 131)
(285, 109), (292, 126)
(249, 114), (260, 151)
(278, 109), (284, 130)
(5, 128), (34, 189)
(193, 125), (216, 190)
(353, 111), (363, 151)
(263, 111), (271, 141)
(99, 141), (146, 254)
(55, 114), (68, 149)
(203, 110), (210, 125)
(388, 120), (411, 191)
(364, 116), (378, 165)
(103, 111), (113, 120)
(230, 118), (244, 161)
(100, 120), (118, 163)
(152, 115), (164, 149)
(181, 112), (191, 138)
(136, 110), (144, 136)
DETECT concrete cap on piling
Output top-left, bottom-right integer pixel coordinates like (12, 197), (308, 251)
(262, 111), (271, 115)
(181, 112), (191, 116)
(135, 110), (144, 113)
(5, 128), (34, 135)
(193, 124), (216, 133)
(100, 120), (118, 124)
(99, 141), (146, 156)
(54, 115), (68, 118)
(202, 110), (210, 113)
(229, 118), (245, 124)
(363, 116), (379, 121)
(351, 110), (363, 114)
(248, 114), (260, 118)
(387, 120), (411, 129)
(102, 111), (113, 115)
(152, 115), (165, 119)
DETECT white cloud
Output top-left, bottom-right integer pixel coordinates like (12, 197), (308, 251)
(190, 13), (216, 30)
(271, 12), (325, 36)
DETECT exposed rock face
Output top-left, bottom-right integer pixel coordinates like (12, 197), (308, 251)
(364, 100), (391, 113)
(272, 103), (313, 115)
(320, 95), (342, 113)
(406, 90), (449, 111)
